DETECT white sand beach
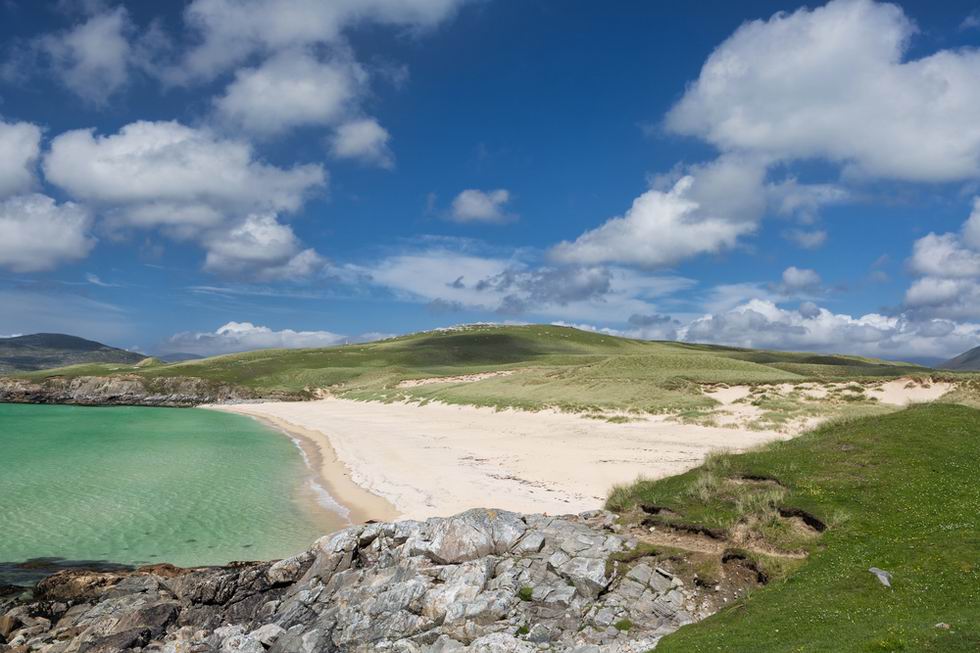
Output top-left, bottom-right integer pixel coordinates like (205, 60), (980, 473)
(210, 398), (792, 522)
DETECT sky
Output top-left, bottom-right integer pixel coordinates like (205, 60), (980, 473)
(2, 0), (980, 361)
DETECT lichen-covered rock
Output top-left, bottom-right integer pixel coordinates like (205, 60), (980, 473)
(0, 509), (709, 653)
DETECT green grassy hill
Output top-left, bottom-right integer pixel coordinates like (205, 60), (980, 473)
(0, 333), (145, 373)
(607, 403), (980, 652)
(10, 325), (933, 415)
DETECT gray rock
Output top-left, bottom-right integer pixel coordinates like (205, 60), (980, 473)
(0, 508), (717, 653)
(868, 567), (892, 588)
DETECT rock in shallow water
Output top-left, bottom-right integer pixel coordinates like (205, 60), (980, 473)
(0, 508), (706, 653)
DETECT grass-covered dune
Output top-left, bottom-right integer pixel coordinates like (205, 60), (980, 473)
(608, 403), (980, 652)
(13, 324), (938, 415)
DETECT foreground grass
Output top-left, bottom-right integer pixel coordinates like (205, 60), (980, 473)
(608, 404), (980, 651)
(14, 325), (935, 415)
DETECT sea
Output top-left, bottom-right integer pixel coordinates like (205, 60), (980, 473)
(0, 403), (339, 585)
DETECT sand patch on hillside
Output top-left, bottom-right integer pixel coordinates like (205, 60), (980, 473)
(867, 378), (952, 405)
(212, 399), (789, 522)
(698, 378), (952, 430)
(396, 370), (515, 388)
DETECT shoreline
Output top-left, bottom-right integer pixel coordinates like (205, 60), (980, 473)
(205, 407), (399, 526)
(212, 398), (794, 521)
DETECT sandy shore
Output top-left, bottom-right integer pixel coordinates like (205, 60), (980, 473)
(210, 398), (790, 522)
(213, 410), (400, 527)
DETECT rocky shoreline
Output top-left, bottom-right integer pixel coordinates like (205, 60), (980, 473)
(0, 508), (756, 653)
(0, 376), (302, 408)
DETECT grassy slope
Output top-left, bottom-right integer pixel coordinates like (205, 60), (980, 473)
(608, 404), (980, 652)
(12, 325), (932, 414)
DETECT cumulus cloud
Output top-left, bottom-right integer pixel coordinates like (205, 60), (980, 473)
(44, 121), (324, 219)
(767, 179), (849, 222)
(330, 118), (393, 168)
(903, 199), (980, 320)
(202, 213), (325, 281)
(214, 49), (367, 136)
(552, 173), (757, 268)
(785, 229), (828, 249)
(780, 266), (822, 292)
(174, 0), (469, 82)
(162, 321), (348, 356)
(0, 120), (42, 198)
(562, 0), (980, 270)
(474, 265), (613, 314)
(666, 0), (980, 183)
(0, 194), (94, 272)
(683, 299), (980, 359)
(42, 120), (326, 278)
(359, 244), (693, 323)
(449, 189), (514, 223)
(625, 313), (681, 340)
(39, 7), (133, 105)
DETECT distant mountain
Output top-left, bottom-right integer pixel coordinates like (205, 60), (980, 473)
(0, 333), (146, 373)
(941, 346), (980, 371)
(888, 356), (944, 368)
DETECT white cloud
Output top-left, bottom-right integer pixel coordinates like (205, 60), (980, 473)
(40, 7), (132, 105)
(682, 299), (980, 359)
(781, 266), (822, 291)
(666, 0), (980, 183)
(785, 229), (828, 249)
(552, 172), (757, 268)
(214, 49), (366, 136)
(175, 0), (468, 81)
(44, 121), (325, 219)
(42, 120), (326, 278)
(358, 245), (693, 323)
(163, 321), (347, 356)
(908, 232), (980, 279)
(449, 189), (514, 223)
(0, 194), (94, 272)
(767, 179), (849, 222)
(903, 200), (980, 320)
(0, 120), (42, 198)
(331, 118), (394, 168)
(202, 213), (325, 281)
(960, 199), (980, 250)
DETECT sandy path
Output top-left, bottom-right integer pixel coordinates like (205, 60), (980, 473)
(211, 399), (789, 522)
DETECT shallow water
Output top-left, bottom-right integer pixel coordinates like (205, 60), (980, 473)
(0, 404), (337, 584)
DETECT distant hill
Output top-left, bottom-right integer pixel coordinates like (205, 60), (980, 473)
(941, 345), (980, 371)
(0, 333), (146, 372)
(156, 352), (204, 363)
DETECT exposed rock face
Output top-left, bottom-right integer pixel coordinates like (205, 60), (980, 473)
(0, 376), (300, 407)
(0, 509), (722, 653)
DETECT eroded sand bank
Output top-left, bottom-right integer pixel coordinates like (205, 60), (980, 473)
(211, 399), (790, 522)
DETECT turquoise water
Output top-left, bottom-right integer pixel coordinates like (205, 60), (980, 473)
(0, 404), (335, 583)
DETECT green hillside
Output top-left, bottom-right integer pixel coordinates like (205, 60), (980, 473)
(0, 333), (145, 373)
(608, 403), (980, 652)
(9, 324), (938, 419)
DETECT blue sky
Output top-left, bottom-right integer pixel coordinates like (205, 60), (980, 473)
(2, 0), (980, 360)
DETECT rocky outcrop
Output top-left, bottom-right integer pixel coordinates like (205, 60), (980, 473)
(0, 509), (742, 653)
(0, 376), (302, 407)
